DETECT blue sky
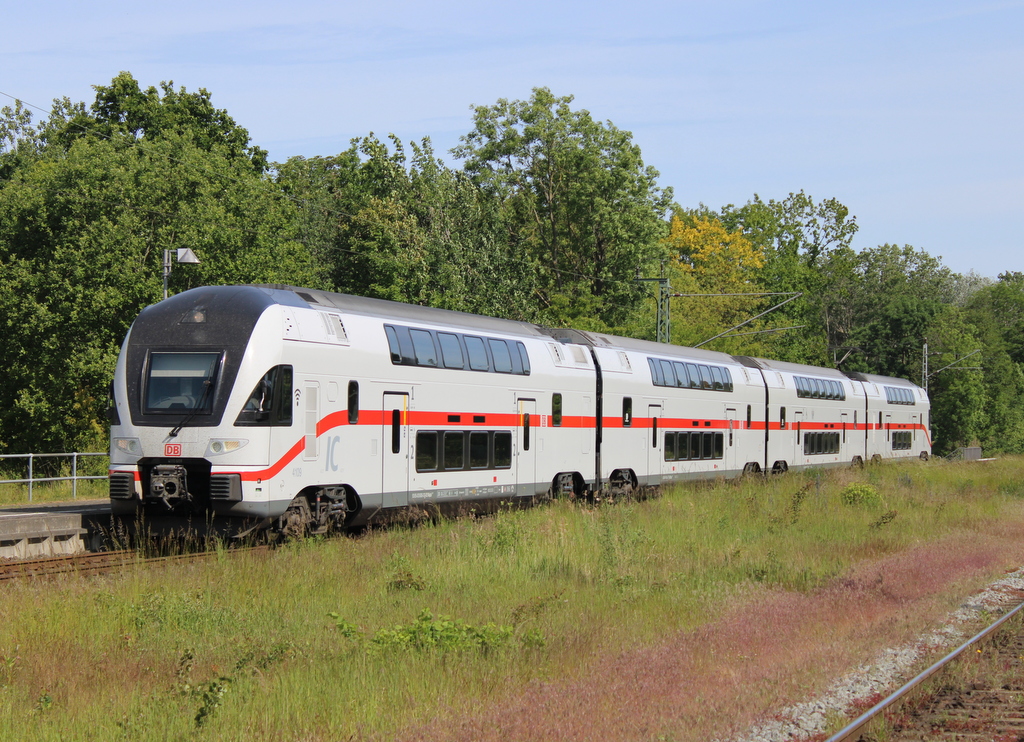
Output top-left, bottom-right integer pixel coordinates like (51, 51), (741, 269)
(4, 1), (1022, 278)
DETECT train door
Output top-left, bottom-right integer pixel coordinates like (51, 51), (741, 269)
(302, 381), (320, 461)
(382, 392), (410, 508)
(517, 398), (537, 496)
(648, 404), (662, 485)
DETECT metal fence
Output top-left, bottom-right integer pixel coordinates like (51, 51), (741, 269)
(0, 452), (108, 502)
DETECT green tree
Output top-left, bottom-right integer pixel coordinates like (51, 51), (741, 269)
(277, 135), (540, 320)
(453, 88), (672, 330)
(0, 76), (313, 454)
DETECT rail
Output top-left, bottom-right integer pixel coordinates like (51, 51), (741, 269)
(0, 452), (108, 502)
(825, 597), (1024, 741)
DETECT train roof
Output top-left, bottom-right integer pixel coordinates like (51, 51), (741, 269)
(247, 285), (553, 338)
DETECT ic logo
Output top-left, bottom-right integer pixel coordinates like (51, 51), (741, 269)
(165, 443), (182, 457)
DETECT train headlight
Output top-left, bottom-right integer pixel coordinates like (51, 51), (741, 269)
(114, 438), (141, 455)
(206, 439), (248, 456)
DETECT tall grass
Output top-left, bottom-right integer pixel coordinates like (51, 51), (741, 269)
(0, 458), (1021, 740)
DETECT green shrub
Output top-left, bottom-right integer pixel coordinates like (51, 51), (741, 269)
(839, 483), (882, 508)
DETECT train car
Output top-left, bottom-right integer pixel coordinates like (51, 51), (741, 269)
(108, 285), (931, 534)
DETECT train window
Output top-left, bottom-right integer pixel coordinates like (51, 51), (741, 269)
(410, 329), (438, 367)
(664, 432), (675, 461)
(494, 432), (512, 468)
(146, 352), (220, 414)
(489, 339), (513, 373)
(443, 432), (464, 470)
(552, 393), (562, 427)
(347, 381), (359, 425)
(659, 360), (676, 387)
(747, 405), (752, 428)
(780, 407), (787, 430)
(522, 412), (531, 451)
(648, 358), (663, 386)
(723, 368), (733, 392)
(652, 416), (658, 448)
(415, 432), (438, 471)
(517, 342), (531, 375)
(236, 365), (293, 426)
(697, 365), (712, 390)
(384, 326), (402, 364)
(673, 362), (689, 388)
(469, 432), (489, 468)
(714, 432), (724, 458)
(685, 363), (700, 389)
(438, 333), (464, 369)
(711, 366), (725, 391)
(465, 336), (489, 371)
(622, 397), (632, 427)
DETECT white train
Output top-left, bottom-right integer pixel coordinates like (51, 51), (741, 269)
(107, 285), (931, 532)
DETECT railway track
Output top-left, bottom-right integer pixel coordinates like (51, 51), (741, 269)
(827, 592), (1024, 742)
(0, 546), (267, 582)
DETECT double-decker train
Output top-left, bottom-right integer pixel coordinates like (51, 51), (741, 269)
(107, 285), (930, 533)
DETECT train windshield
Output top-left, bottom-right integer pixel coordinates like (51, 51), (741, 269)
(145, 352), (221, 413)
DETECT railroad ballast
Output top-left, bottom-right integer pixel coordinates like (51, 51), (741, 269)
(107, 285), (931, 533)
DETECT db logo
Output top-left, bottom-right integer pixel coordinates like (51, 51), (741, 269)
(165, 443), (182, 457)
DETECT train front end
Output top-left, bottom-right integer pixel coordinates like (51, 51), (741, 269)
(108, 286), (294, 526)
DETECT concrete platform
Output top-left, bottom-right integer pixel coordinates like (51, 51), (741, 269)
(0, 501), (110, 559)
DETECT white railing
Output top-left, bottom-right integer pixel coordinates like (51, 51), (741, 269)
(0, 452), (108, 502)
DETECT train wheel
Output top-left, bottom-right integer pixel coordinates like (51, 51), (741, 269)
(742, 462), (761, 476)
(919, 451), (930, 461)
(279, 496), (312, 539)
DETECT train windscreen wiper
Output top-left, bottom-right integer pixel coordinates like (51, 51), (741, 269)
(168, 379), (213, 438)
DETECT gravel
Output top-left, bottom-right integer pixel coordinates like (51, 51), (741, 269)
(729, 567), (1024, 742)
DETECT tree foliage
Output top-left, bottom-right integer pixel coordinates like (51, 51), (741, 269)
(453, 87), (672, 329)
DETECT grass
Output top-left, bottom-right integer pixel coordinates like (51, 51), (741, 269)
(1, 457), (1023, 740)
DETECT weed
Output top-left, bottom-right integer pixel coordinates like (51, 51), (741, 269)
(789, 483), (812, 524)
(510, 591), (564, 627)
(870, 510), (899, 529)
(840, 483), (882, 508)
(34, 692), (54, 713)
(371, 609), (513, 654)
(328, 613), (363, 641)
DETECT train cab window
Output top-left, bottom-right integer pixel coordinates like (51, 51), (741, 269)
(622, 397), (632, 427)
(494, 432), (512, 468)
(552, 393), (563, 426)
(465, 336), (489, 371)
(410, 329), (438, 367)
(489, 339), (513, 373)
(469, 432), (489, 468)
(438, 333), (465, 369)
(416, 432), (438, 471)
(146, 352), (221, 414)
(235, 364), (293, 426)
(443, 432), (465, 470)
(347, 381), (359, 425)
